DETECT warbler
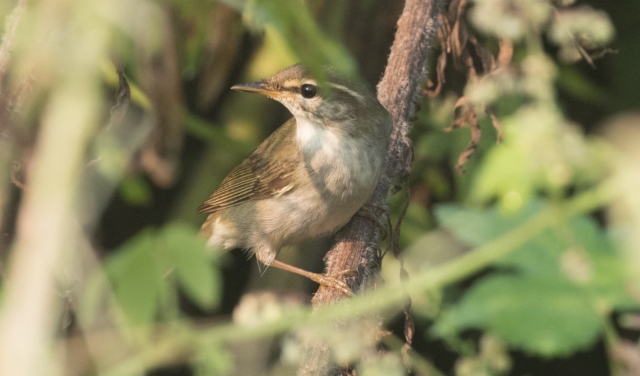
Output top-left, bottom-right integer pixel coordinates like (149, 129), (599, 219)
(198, 64), (391, 293)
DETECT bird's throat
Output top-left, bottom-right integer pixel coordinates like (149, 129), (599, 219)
(294, 116), (379, 199)
(295, 117), (342, 154)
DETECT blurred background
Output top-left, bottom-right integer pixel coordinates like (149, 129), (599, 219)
(0, 0), (639, 375)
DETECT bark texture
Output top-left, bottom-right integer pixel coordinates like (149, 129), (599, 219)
(297, 0), (446, 375)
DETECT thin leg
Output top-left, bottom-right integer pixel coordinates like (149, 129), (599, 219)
(269, 259), (353, 296)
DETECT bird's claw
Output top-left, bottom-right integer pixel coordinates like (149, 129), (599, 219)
(311, 272), (353, 296)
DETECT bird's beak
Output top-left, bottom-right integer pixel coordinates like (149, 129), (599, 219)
(231, 81), (277, 97)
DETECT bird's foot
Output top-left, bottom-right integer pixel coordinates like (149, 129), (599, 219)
(266, 259), (354, 296)
(308, 272), (353, 296)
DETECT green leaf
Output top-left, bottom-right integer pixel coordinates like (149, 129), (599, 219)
(431, 202), (636, 357)
(498, 215), (635, 310)
(107, 230), (160, 325)
(162, 223), (221, 310)
(557, 66), (609, 105)
(564, 216), (637, 310)
(470, 142), (534, 212)
(99, 223), (222, 326)
(434, 200), (544, 246)
(496, 228), (563, 277)
(433, 275), (602, 357)
(193, 344), (233, 376)
(435, 202), (637, 311)
(119, 176), (152, 206)
(232, 0), (357, 78)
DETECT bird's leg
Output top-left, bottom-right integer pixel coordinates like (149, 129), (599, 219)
(267, 259), (353, 296)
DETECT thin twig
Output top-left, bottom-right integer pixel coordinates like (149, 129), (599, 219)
(99, 180), (616, 375)
(0, 2), (106, 374)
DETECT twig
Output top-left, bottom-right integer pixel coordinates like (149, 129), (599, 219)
(0, 2), (106, 373)
(101, 180), (616, 375)
(298, 0), (446, 375)
(0, 85), (101, 375)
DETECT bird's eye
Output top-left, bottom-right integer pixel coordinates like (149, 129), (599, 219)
(300, 84), (318, 99)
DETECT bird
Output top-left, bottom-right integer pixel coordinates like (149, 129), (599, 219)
(198, 64), (392, 294)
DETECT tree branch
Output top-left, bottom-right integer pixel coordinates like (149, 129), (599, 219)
(298, 0), (445, 374)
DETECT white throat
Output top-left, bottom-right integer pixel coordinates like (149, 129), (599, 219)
(295, 117), (341, 153)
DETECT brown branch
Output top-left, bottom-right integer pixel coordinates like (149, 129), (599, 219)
(297, 0), (445, 375)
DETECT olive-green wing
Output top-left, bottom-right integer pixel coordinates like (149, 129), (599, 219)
(197, 119), (297, 214)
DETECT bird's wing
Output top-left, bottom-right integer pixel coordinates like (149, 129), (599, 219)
(197, 119), (298, 214)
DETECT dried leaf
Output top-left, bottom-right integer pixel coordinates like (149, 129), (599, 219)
(425, 49), (447, 97)
(401, 311), (415, 370)
(450, 4), (468, 72)
(471, 35), (495, 70)
(486, 108), (503, 142)
(430, 0), (512, 173)
(588, 47), (618, 60)
(456, 107), (480, 174)
(496, 39), (514, 69)
(447, 96), (468, 130)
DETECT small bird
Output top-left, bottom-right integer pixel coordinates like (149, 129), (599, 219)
(198, 64), (391, 293)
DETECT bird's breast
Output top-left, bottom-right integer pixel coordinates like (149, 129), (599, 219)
(295, 119), (382, 200)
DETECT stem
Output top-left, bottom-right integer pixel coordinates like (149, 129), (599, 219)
(0, 2), (105, 374)
(0, 84), (100, 375)
(101, 181), (616, 375)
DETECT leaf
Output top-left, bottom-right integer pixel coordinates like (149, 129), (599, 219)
(556, 66), (609, 105)
(106, 230), (160, 325)
(496, 228), (563, 277)
(193, 344), (233, 376)
(433, 275), (602, 357)
(434, 200), (544, 246)
(119, 176), (152, 206)
(162, 223), (221, 310)
(228, 0), (357, 79)
(435, 202), (637, 311)
(564, 216), (637, 310)
(431, 203), (637, 357)
(469, 142), (534, 211)
(101, 223), (222, 326)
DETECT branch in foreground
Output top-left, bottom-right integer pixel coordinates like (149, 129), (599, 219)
(298, 0), (445, 374)
(96, 180), (614, 375)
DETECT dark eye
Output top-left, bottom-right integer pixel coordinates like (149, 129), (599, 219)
(300, 84), (318, 99)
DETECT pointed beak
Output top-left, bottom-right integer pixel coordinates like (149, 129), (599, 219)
(231, 81), (277, 97)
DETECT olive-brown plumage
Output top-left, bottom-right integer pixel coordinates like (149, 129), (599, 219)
(198, 118), (298, 214)
(198, 64), (391, 293)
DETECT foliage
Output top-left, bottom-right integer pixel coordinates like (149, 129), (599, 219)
(432, 201), (634, 356)
(88, 223), (221, 325)
(0, 0), (638, 375)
